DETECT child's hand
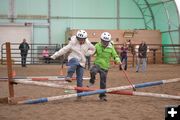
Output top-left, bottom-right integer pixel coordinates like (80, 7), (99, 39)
(114, 61), (122, 65)
(50, 55), (56, 60)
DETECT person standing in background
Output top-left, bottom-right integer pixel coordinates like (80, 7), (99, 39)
(42, 46), (50, 64)
(126, 39), (134, 55)
(19, 38), (29, 67)
(136, 41), (148, 72)
(119, 43), (128, 70)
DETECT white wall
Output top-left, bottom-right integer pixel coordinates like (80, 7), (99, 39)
(0, 25), (32, 63)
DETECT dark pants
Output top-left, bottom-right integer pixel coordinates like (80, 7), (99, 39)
(21, 53), (27, 67)
(120, 56), (127, 70)
(43, 56), (50, 63)
(89, 64), (108, 98)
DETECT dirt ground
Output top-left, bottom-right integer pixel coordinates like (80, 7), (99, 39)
(0, 64), (180, 120)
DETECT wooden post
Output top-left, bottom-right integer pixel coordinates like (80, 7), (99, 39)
(132, 53), (135, 67)
(6, 42), (14, 98)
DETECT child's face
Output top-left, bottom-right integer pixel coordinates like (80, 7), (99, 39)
(77, 38), (85, 45)
(101, 40), (109, 47)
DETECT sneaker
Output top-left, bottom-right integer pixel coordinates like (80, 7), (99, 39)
(65, 77), (72, 82)
(87, 83), (94, 87)
(99, 96), (107, 102)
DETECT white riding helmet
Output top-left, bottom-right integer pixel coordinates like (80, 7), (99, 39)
(76, 30), (88, 39)
(101, 32), (111, 41)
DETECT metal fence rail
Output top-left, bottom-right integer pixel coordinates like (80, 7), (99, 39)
(1, 43), (180, 65)
(1, 43), (64, 65)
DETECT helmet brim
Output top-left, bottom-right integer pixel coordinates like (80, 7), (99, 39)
(76, 36), (86, 40)
(101, 38), (110, 42)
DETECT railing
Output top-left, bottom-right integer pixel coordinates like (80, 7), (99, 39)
(1, 43), (180, 65)
(0, 43), (63, 65)
(114, 44), (180, 66)
(161, 44), (180, 64)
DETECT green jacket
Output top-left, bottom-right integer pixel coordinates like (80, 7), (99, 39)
(94, 42), (120, 70)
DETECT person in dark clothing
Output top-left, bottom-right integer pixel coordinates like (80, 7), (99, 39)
(119, 43), (128, 70)
(136, 41), (147, 72)
(85, 54), (91, 70)
(19, 39), (29, 67)
(126, 39), (134, 55)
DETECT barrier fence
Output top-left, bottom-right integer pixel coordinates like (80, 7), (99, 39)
(0, 43), (65, 65)
(1, 43), (180, 65)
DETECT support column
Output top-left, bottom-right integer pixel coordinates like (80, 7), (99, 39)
(48, 0), (51, 44)
(116, 0), (120, 30)
(6, 42), (14, 99)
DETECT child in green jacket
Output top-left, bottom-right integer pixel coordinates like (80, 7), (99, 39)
(88, 32), (121, 101)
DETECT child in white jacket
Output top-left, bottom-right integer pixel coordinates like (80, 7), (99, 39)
(51, 30), (95, 95)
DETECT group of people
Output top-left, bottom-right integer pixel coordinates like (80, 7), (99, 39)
(116, 40), (148, 72)
(19, 30), (148, 101)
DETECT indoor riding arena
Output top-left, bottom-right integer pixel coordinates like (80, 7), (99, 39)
(0, 0), (180, 120)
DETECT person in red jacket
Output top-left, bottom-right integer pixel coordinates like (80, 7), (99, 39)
(119, 43), (128, 70)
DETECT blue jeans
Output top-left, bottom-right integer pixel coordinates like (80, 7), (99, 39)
(136, 58), (147, 72)
(89, 64), (108, 98)
(67, 58), (84, 93)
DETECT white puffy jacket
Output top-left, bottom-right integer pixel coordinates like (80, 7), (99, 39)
(51, 36), (95, 67)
